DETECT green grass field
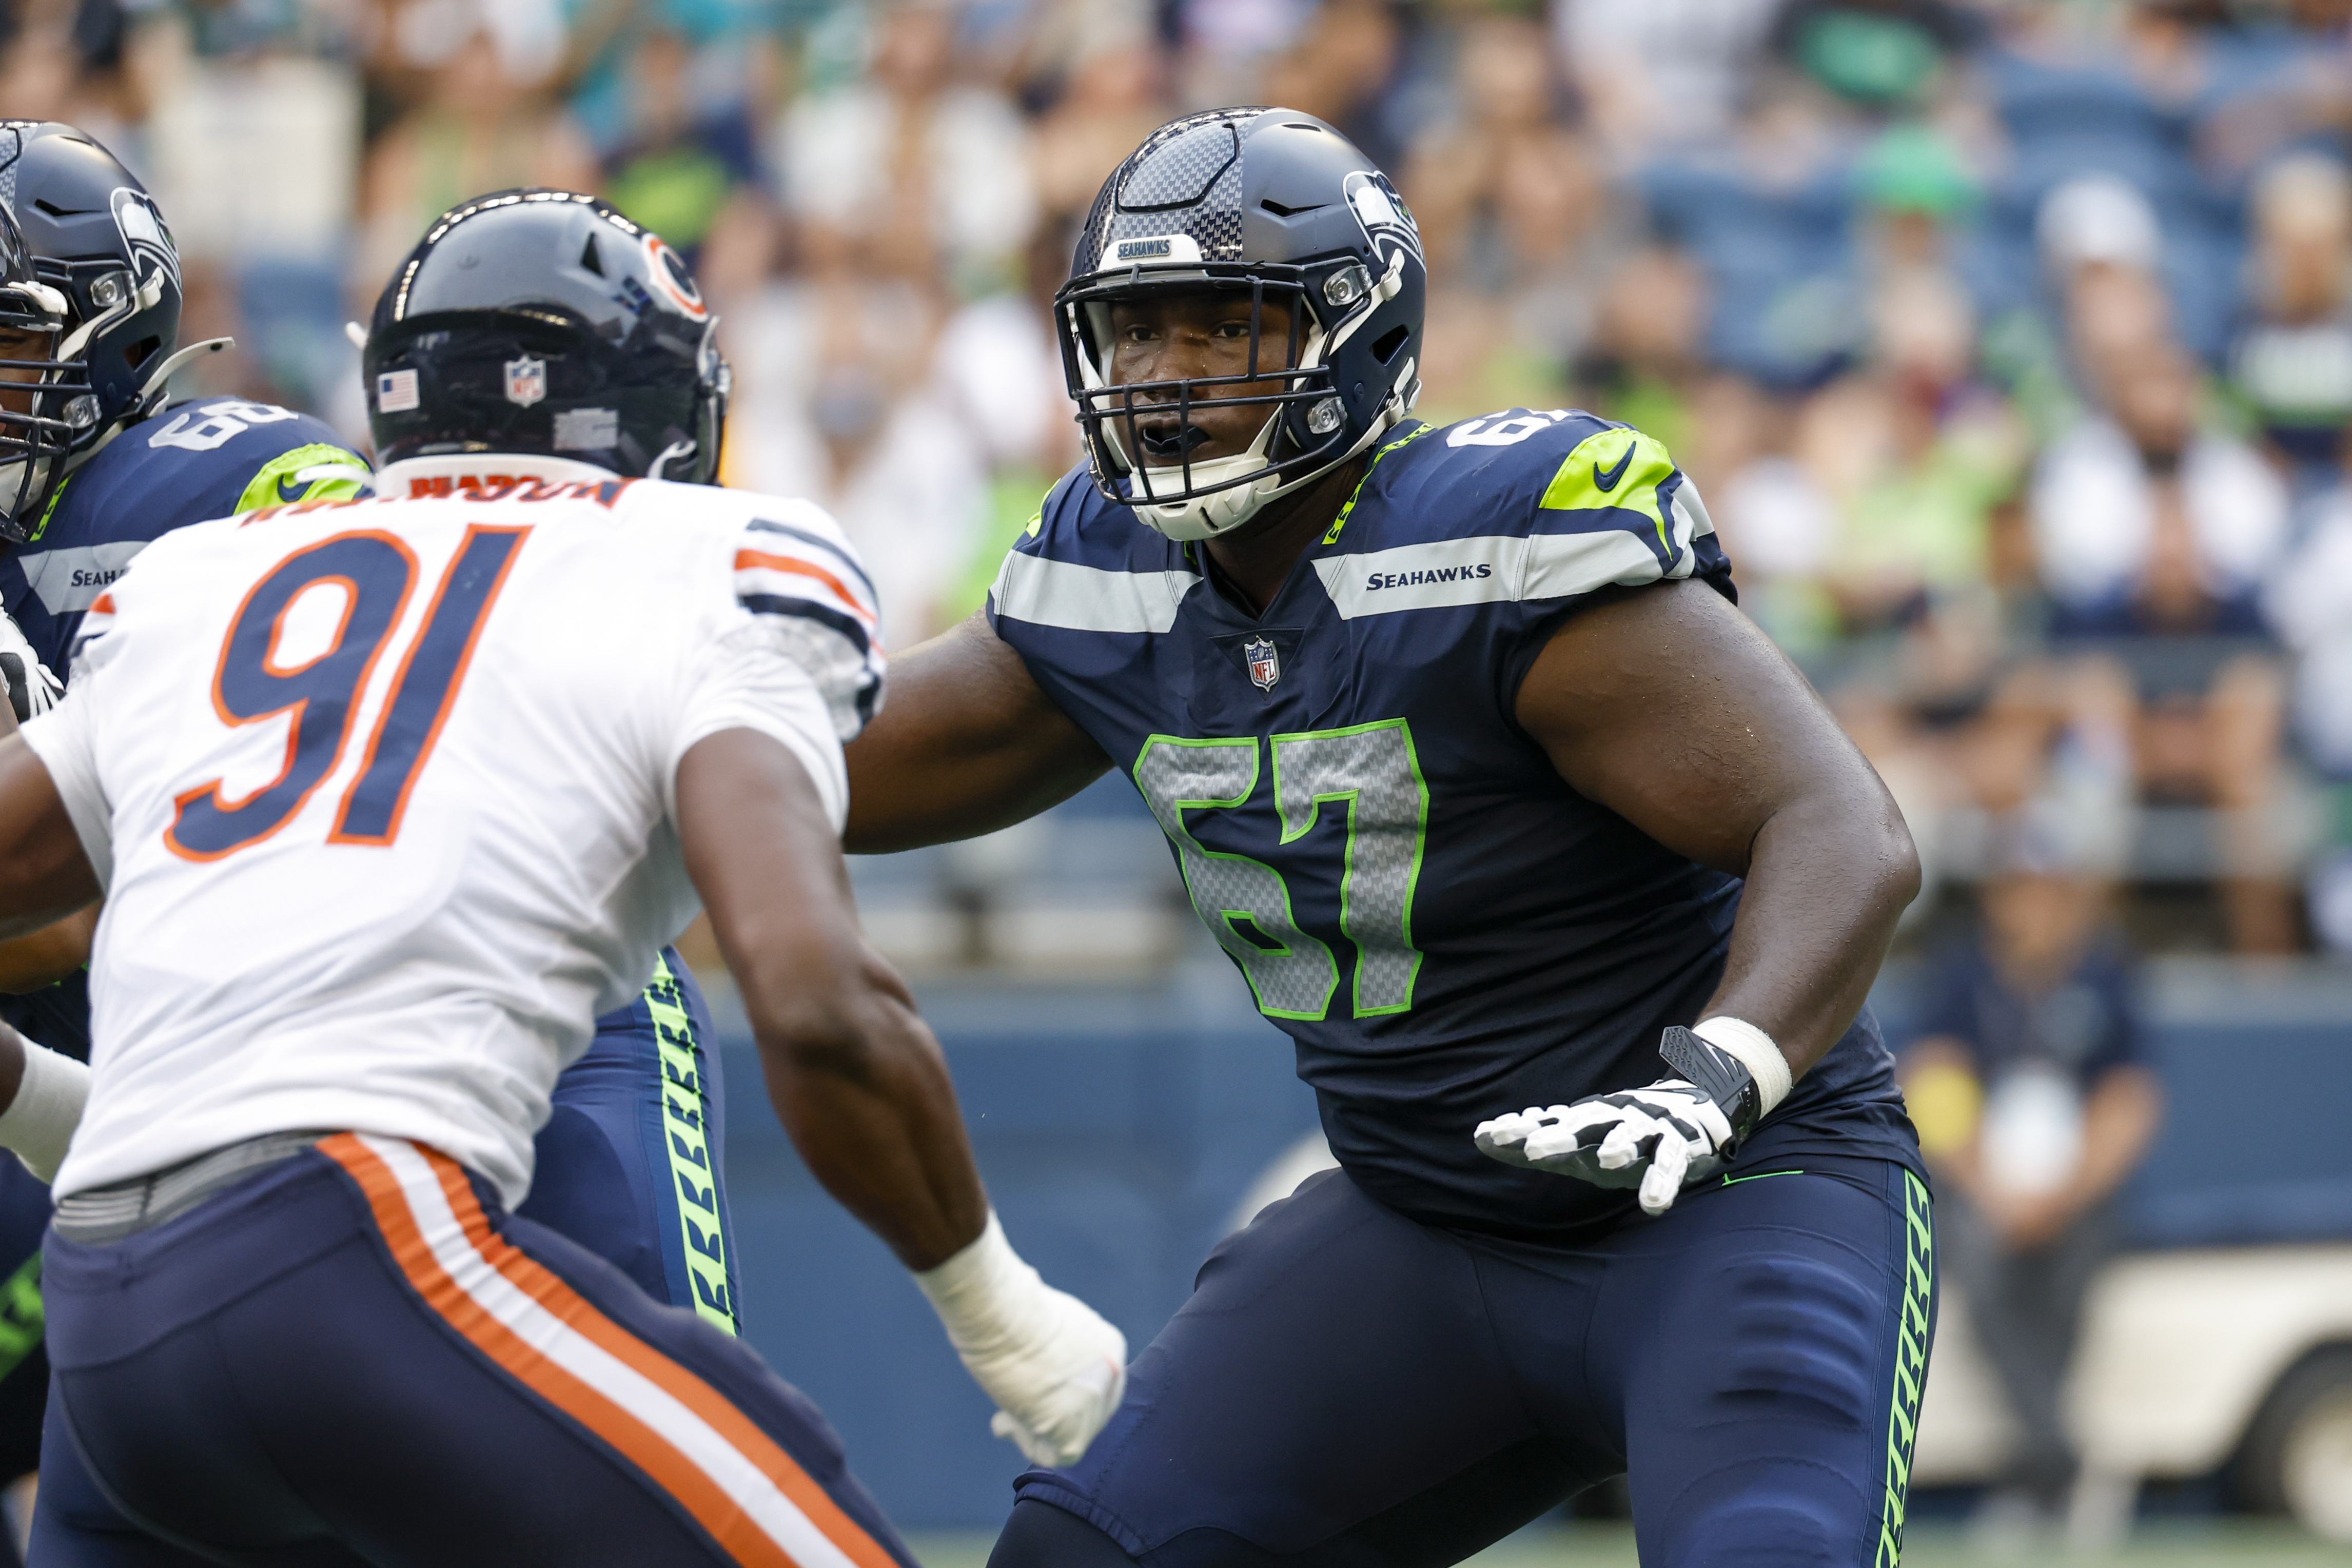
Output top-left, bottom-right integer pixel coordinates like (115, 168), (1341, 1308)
(906, 1522), (2345, 1568)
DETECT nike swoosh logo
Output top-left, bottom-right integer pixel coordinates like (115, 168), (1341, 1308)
(276, 473), (309, 503)
(1591, 443), (1636, 493)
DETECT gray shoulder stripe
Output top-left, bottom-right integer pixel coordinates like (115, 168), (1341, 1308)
(990, 551), (1199, 634)
(19, 540), (153, 617)
(1671, 477), (1716, 540)
(1315, 531), (1678, 618)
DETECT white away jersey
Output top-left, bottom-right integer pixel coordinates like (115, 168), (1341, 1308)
(22, 474), (884, 1204)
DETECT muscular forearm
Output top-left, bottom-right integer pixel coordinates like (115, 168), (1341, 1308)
(748, 950), (990, 1270)
(679, 727), (991, 1269)
(1699, 790), (1919, 1080)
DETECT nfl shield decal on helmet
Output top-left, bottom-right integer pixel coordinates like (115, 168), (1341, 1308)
(1245, 636), (1280, 692)
(504, 355), (546, 407)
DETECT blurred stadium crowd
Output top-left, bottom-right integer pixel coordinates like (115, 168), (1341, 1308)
(12, 0), (2352, 957)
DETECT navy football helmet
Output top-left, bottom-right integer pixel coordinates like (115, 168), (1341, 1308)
(0, 121), (201, 542)
(362, 190), (728, 483)
(1056, 107), (1425, 540)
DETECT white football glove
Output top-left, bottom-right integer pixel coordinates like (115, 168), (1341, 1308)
(914, 1212), (1127, 1466)
(0, 609), (61, 722)
(1474, 1022), (1791, 1217)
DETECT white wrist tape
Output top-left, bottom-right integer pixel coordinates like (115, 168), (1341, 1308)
(0, 1035), (88, 1183)
(1693, 1015), (1793, 1118)
(913, 1211), (1048, 1360)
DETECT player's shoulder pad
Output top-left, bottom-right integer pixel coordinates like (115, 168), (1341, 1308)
(1328, 408), (1723, 610)
(701, 482), (884, 738)
(989, 463), (1199, 637)
(30, 397), (367, 554)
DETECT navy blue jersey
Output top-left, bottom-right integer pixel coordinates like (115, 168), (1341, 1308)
(0, 399), (365, 1057)
(989, 410), (1921, 1243)
(3, 397), (365, 679)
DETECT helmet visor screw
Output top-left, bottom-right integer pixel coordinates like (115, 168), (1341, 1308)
(1307, 396), (1345, 435)
(90, 275), (122, 308)
(64, 395), (97, 429)
(1322, 269), (1364, 308)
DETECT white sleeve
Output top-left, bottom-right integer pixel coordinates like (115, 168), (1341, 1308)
(18, 692), (111, 889)
(666, 620), (851, 833)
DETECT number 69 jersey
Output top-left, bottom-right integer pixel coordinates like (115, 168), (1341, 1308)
(21, 477), (883, 1206)
(990, 411), (1922, 1244)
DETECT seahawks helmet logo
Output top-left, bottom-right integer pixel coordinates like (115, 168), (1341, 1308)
(109, 188), (179, 297)
(1343, 171), (1422, 271)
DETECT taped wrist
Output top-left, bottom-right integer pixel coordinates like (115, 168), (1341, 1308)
(913, 1211), (1050, 1366)
(1692, 1015), (1794, 1115)
(1656, 1026), (1758, 1144)
(0, 1034), (89, 1184)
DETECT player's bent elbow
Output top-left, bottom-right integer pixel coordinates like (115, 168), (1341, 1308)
(1883, 810), (1924, 913)
(742, 947), (912, 1087)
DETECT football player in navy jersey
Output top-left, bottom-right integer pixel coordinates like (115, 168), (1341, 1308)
(844, 108), (1937, 1568)
(0, 131), (748, 1564)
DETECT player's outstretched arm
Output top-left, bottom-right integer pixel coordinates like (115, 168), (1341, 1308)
(0, 729), (99, 1180)
(681, 729), (987, 1266)
(677, 728), (1126, 1463)
(842, 614), (1112, 853)
(0, 733), (102, 942)
(1478, 579), (1920, 1214)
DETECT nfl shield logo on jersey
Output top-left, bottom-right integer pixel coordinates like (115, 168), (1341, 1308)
(504, 356), (547, 407)
(1244, 636), (1280, 692)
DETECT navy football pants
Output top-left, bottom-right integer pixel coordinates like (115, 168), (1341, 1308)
(25, 950), (762, 1565)
(1000, 1158), (1936, 1568)
(38, 1134), (914, 1568)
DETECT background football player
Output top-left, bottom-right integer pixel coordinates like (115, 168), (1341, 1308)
(841, 109), (1933, 1568)
(0, 185), (1124, 1564)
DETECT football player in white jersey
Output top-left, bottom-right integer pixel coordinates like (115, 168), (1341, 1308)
(0, 190), (1126, 1567)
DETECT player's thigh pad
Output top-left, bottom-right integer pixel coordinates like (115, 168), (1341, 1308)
(523, 948), (742, 1332)
(43, 1135), (913, 1568)
(1571, 1160), (1936, 1568)
(1010, 1169), (1607, 1566)
(31, 1378), (227, 1568)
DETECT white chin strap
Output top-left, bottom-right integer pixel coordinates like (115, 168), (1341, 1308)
(0, 454), (47, 528)
(1119, 401), (1399, 543)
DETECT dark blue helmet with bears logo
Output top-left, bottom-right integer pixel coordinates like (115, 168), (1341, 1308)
(362, 190), (729, 484)
(1056, 107), (1426, 540)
